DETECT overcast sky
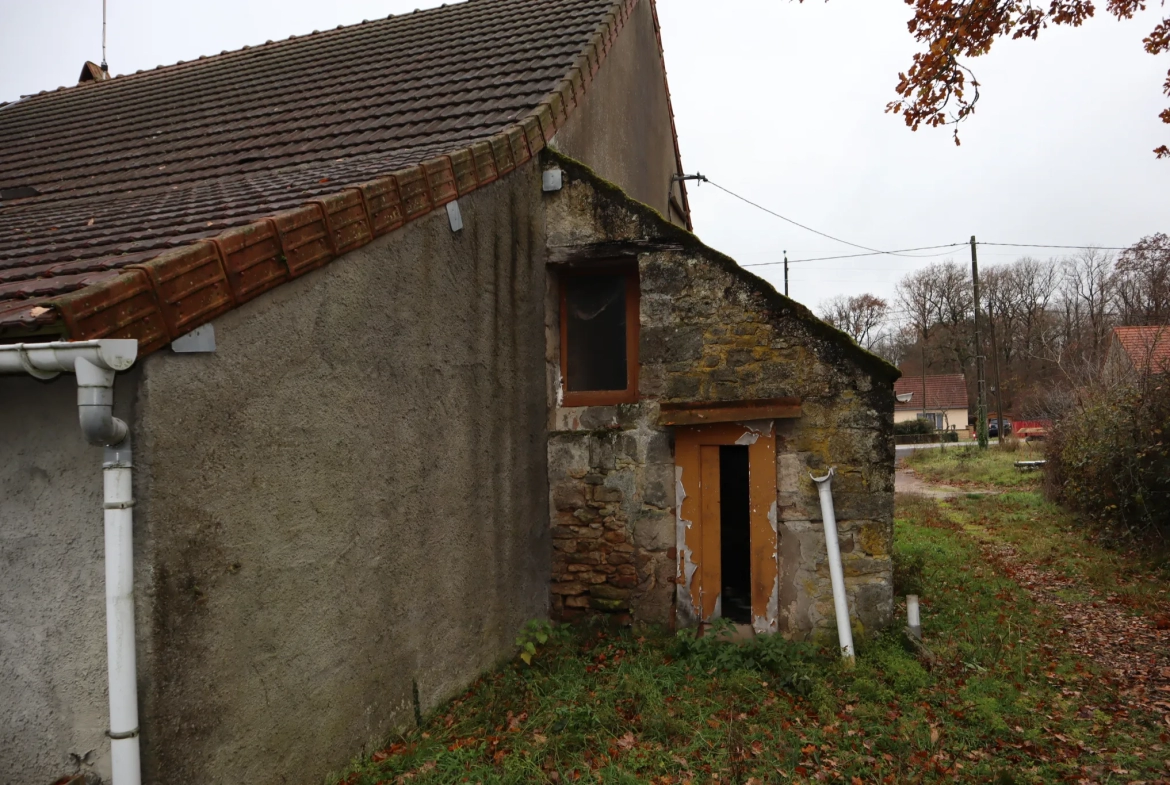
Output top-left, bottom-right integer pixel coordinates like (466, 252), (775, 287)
(2, 1), (1167, 317)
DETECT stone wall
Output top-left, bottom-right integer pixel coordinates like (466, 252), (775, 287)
(544, 151), (898, 638)
(547, 404), (676, 622)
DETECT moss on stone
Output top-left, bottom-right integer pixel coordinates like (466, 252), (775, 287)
(542, 148), (900, 383)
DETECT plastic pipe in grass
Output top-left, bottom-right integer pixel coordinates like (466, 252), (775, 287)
(810, 468), (855, 662)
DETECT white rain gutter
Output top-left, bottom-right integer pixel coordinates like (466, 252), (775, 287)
(810, 468), (855, 662)
(0, 339), (142, 785)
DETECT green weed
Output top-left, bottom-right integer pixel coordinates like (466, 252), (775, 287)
(905, 443), (1045, 489)
(335, 492), (1169, 784)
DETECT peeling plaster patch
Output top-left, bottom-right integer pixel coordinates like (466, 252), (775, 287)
(554, 366), (564, 408)
(767, 501), (778, 534)
(711, 593), (722, 621)
(768, 575), (780, 629)
(734, 430), (759, 446)
(752, 575), (781, 634)
(675, 465), (698, 620)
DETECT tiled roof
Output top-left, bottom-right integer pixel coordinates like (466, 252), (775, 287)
(893, 373), (969, 410)
(0, 0), (659, 350)
(1113, 326), (1170, 374)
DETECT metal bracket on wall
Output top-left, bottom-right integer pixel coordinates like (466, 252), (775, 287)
(446, 200), (463, 232)
(171, 323), (216, 353)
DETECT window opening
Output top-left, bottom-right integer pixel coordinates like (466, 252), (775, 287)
(559, 267), (639, 406)
(719, 445), (752, 624)
(565, 273), (626, 392)
(916, 412), (942, 429)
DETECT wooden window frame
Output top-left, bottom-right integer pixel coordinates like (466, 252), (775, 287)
(558, 264), (640, 407)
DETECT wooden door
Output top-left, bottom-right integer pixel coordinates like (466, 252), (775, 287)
(675, 421), (778, 632)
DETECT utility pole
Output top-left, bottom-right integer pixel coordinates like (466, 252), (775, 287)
(783, 250), (789, 297)
(971, 236), (988, 449)
(988, 314), (1006, 446)
(920, 322), (927, 418)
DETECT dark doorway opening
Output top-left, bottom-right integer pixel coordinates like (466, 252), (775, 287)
(719, 445), (752, 623)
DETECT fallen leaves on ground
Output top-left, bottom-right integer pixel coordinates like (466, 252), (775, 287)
(984, 539), (1170, 721)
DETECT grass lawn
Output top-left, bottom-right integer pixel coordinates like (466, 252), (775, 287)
(336, 487), (1170, 784)
(902, 442), (1046, 490)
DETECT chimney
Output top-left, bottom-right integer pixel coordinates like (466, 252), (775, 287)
(78, 61), (108, 84)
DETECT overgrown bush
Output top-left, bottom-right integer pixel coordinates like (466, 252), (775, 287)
(1047, 377), (1170, 537)
(894, 419), (934, 435)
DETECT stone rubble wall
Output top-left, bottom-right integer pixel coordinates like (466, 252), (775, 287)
(548, 404), (676, 623)
(543, 152), (897, 638)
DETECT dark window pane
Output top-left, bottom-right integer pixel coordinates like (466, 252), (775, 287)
(565, 274), (627, 392)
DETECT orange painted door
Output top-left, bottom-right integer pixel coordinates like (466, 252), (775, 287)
(675, 421), (778, 631)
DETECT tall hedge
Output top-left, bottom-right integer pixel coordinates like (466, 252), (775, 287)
(1047, 379), (1170, 536)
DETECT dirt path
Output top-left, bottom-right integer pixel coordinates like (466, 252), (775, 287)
(895, 467), (997, 499)
(897, 470), (1170, 723)
(980, 540), (1170, 725)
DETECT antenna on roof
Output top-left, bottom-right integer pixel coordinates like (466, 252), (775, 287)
(101, 0), (108, 76)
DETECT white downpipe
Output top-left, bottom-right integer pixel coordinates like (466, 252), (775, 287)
(103, 436), (140, 785)
(1, 339), (141, 785)
(907, 594), (922, 639)
(810, 468), (855, 661)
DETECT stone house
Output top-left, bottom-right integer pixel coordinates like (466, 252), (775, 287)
(893, 373), (969, 430)
(0, 1), (896, 783)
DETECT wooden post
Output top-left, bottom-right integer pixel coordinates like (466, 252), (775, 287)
(988, 312), (1006, 445)
(971, 236), (988, 449)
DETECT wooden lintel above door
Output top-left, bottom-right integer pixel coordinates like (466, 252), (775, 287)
(657, 397), (801, 427)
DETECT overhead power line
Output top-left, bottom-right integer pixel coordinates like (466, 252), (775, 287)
(978, 242), (1132, 251)
(688, 172), (1137, 267)
(703, 178), (955, 259)
(743, 245), (964, 267)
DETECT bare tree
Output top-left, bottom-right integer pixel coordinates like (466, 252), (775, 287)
(1115, 233), (1170, 327)
(869, 322), (917, 366)
(1010, 256), (1060, 362)
(1061, 248), (1116, 371)
(819, 293), (890, 350)
(926, 261), (975, 372)
(886, 240), (1170, 417)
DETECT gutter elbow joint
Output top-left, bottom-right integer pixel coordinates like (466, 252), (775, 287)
(75, 357), (128, 447)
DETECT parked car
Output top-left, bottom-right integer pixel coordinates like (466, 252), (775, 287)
(988, 418), (1012, 438)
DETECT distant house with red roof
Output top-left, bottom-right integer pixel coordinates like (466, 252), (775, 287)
(1105, 326), (1170, 381)
(893, 373), (969, 430)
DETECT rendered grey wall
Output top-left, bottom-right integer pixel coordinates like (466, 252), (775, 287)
(552, 0), (687, 226)
(128, 166), (549, 783)
(0, 370), (138, 785)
